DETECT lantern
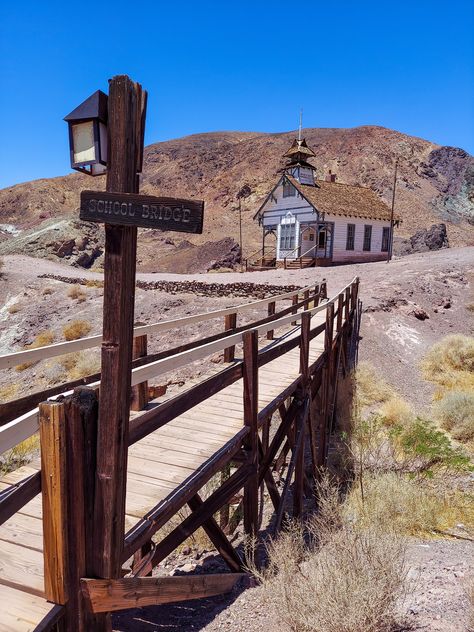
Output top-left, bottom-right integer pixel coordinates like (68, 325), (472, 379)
(64, 90), (108, 176)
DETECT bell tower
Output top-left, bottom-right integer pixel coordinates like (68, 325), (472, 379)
(282, 137), (317, 186)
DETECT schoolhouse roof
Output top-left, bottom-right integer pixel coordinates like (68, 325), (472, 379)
(254, 174), (400, 222)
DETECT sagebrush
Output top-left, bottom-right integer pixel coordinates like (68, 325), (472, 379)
(63, 320), (92, 341)
(434, 391), (474, 443)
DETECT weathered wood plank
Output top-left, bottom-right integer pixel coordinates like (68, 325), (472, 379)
(81, 574), (247, 613)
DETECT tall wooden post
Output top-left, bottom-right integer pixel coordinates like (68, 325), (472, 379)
(223, 313), (237, 362)
(242, 330), (259, 539)
(336, 293), (344, 332)
(93, 75), (147, 582)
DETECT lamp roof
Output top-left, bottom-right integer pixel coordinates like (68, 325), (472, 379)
(64, 90), (108, 123)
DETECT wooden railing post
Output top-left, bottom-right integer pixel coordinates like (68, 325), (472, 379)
(313, 283), (321, 308)
(242, 330), (259, 539)
(320, 279), (327, 300)
(267, 301), (276, 340)
(40, 401), (68, 607)
(299, 312), (311, 380)
(345, 286), (350, 322)
(303, 289), (310, 309)
(40, 388), (105, 631)
(223, 313), (237, 362)
(131, 333), (149, 411)
(317, 302), (334, 467)
(336, 293), (344, 332)
(291, 294), (298, 326)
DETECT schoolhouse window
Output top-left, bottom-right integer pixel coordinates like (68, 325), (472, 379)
(363, 225), (372, 251)
(283, 181), (296, 198)
(346, 223), (355, 250)
(381, 226), (390, 252)
(280, 222), (296, 250)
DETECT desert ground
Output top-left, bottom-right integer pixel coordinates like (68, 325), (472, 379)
(1, 246), (473, 631)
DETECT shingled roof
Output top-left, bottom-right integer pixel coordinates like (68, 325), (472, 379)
(284, 175), (397, 222)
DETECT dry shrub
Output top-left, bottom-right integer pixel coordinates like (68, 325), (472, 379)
(42, 286), (53, 295)
(422, 334), (474, 394)
(1, 434), (40, 473)
(344, 472), (455, 536)
(67, 284), (87, 302)
(85, 279), (104, 288)
(255, 479), (407, 632)
(15, 330), (55, 371)
(355, 362), (393, 408)
(379, 396), (413, 427)
(7, 302), (21, 314)
(59, 350), (100, 380)
(0, 382), (20, 402)
(434, 391), (474, 443)
(63, 319), (92, 341)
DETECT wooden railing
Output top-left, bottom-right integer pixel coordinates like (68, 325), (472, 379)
(0, 277), (360, 630)
(244, 245), (277, 271)
(283, 244), (317, 269)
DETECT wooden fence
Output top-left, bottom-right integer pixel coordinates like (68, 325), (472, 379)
(0, 277), (361, 631)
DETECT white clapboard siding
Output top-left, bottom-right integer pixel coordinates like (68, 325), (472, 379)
(325, 214), (390, 262)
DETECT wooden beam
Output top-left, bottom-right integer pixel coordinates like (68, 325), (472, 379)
(39, 401), (68, 605)
(133, 465), (252, 576)
(93, 75), (146, 580)
(242, 330), (259, 538)
(223, 313), (237, 363)
(81, 574), (247, 613)
(0, 471), (41, 526)
(131, 334), (149, 412)
(187, 494), (243, 572)
(266, 301), (275, 340)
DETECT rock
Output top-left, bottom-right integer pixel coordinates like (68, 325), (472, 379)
(412, 308), (430, 321)
(53, 239), (75, 258)
(393, 223), (449, 256)
(181, 546), (191, 556)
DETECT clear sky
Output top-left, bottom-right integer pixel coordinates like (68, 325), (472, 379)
(1, 0), (473, 189)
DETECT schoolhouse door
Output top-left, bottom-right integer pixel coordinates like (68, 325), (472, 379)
(300, 225), (316, 257)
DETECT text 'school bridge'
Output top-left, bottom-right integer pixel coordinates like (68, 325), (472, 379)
(0, 278), (360, 631)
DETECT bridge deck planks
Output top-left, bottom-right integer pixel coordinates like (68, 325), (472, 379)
(0, 316), (327, 630)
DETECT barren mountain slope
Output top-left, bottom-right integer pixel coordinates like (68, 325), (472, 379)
(0, 126), (473, 271)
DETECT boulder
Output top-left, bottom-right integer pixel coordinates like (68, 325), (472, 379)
(394, 223), (449, 256)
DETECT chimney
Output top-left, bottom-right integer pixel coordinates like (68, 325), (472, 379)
(325, 169), (337, 183)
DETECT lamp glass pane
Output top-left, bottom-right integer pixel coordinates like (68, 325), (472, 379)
(72, 121), (96, 164)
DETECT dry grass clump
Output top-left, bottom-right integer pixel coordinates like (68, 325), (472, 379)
(1, 434), (40, 473)
(42, 286), (53, 295)
(355, 362), (393, 408)
(67, 284), (87, 302)
(85, 279), (104, 288)
(62, 320), (92, 341)
(378, 395), (413, 427)
(15, 330), (55, 371)
(59, 350), (100, 380)
(344, 471), (461, 536)
(0, 382), (20, 402)
(7, 302), (21, 314)
(422, 334), (474, 395)
(434, 391), (474, 443)
(254, 479), (407, 632)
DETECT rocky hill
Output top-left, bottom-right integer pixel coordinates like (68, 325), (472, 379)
(0, 126), (473, 272)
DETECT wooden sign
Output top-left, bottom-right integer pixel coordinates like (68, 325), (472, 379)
(80, 190), (204, 234)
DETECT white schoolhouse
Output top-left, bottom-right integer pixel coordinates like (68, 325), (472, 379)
(253, 138), (398, 267)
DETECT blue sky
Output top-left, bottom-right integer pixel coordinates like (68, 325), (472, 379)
(1, 0), (473, 188)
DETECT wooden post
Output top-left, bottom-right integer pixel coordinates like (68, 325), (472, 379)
(93, 75), (147, 581)
(303, 289), (310, 309)
(223, 313), (237, 362)
(345, 286), (350, 322)
(321, 303), (335, 465)
(39, 402), (68, 605)
(242, 330), (259, 538)
(131, 334), (149, 411)
(336, 293), (344, 332)
(313, 284), (321, 308)
(291, 294), (298, 326)
(267, 301), (275, 340)
(299, 312), (311, 380)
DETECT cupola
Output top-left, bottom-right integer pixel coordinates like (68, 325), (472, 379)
(282, 137), (316, 186)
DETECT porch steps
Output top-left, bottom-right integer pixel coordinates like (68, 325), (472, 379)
(284, 257), (316, 269)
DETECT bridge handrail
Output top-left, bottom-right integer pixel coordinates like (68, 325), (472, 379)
(0, 282), (316, 371)
(0, 278), (356, 455)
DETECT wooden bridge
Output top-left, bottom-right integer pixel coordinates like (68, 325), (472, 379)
(0, 277), (360, 631)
